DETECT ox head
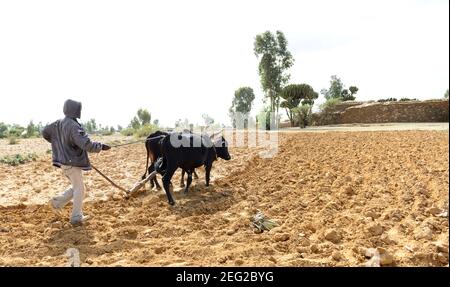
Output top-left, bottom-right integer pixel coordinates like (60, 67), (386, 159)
(214, 136), (231, 161)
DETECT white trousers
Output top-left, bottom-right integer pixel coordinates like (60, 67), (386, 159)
(53, 165), (85, 219)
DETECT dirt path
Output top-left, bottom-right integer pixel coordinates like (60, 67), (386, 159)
(0, 131), (448, 266)
(282, 122), (449, 132)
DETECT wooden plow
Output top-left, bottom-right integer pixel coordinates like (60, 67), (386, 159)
(89, 128), (224, 199)
(91, 164), (157, 198)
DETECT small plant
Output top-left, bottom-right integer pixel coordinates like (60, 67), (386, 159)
(0, 153), (38, 166)
(399, 98), (418, 102)
(120, 128), (135, 137)
(8, 136), (19, 145)
(377, 98), (397, 103)
(251, 210), (279, 232)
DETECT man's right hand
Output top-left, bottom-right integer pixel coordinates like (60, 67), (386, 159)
(102, 144), (111, 151)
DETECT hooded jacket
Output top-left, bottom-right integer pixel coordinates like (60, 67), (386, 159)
(42, 99), (102, 170)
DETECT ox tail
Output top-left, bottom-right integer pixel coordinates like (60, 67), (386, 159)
(142, 144), (150, 180)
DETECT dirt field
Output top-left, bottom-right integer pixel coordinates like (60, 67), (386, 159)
(0, 130), (448, 266)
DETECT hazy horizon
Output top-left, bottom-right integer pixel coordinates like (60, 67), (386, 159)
(1, 0), (449, 128)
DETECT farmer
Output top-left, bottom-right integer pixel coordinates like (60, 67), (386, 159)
(42, 99), (111, 226)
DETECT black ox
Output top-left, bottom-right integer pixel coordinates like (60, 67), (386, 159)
(154, 132), (231, 205)
(141, 130), (200, 189)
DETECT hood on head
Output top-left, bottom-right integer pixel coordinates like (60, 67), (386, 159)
(63, 99), (82, 119)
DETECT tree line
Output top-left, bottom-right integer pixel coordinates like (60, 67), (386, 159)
(228, 30), (361, 129)
(0, 108), (161, 143)
(0, 121), (43, 140)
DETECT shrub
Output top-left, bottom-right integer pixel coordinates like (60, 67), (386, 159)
(399, 98), (418, 102)
(0, 153), (38, 166)
(8, 136), (19, 145)
(101, 130), (114, 136)
(7, 124), (25, 138)
(120, 128), (135, 136)
(377, 98), (397, 103)
(293, 104), (313, 128)
(319, 97), (343, 112)
(134, 124), (158, 138)
(24, 121), (39, 138)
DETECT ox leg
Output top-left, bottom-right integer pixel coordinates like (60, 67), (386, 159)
(152, 164), (162, 190)
(149, 161), (163, 190)
(162, 166), (177, 205)
(153, 177), (162, 190)
(180, 170), (185, 188)
(193, 170), (199, 180)
(184, 171), (193, 193)
(148, 163), (155, 189)
(205, 164), (212, 187)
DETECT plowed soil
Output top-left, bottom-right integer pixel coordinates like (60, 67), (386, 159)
(0, 131), (448, 266)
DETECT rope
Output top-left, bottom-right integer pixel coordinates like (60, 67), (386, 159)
(88, 135), (168, 193)
(109, 139), (144, 148)
(108, 135), (167, 148)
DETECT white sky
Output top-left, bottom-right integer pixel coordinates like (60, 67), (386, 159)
(0, 0), (448, 128)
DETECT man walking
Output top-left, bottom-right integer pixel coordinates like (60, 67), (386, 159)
(43, 99), (111, 226)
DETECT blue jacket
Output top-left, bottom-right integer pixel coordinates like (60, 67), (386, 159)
(42, 100), (102, 170)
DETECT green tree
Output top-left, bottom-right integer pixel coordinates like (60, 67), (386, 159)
(254, 30), (294, 119)
(229, 87), (255, 126)
(321, 75), (344, 100)
(322, 76), (358, 102)
(137, 108), (151, 126)
(25, 121), (37, 138)
(341, 86), (358, 101)
(153, 119), (159, 126)
(8, 124), (24, 137)
(280, 84), (318, 127)
(83, 119), (97, 133)
(36, 122), (44, 135)
(256, 107), (272, 130)
(341, 89), (350, 100)
(349, 86), (359, 97)
(0, 122), (8, 139)
(130, 116), (141, 129)
(445, 89), (449, 99)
